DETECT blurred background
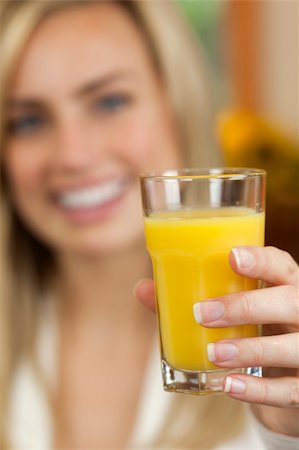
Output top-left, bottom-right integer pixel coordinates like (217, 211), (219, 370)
(178, 0), (299, 262)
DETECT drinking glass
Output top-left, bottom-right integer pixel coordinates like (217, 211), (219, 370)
(140, 168), (266, 395)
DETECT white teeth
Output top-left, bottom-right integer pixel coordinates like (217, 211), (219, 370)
(58, 181), (124, 209)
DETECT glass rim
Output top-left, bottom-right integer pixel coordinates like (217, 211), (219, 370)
(140, 167), (266, 181)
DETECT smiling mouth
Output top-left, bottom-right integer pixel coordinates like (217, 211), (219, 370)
(57, 179), (127, 210)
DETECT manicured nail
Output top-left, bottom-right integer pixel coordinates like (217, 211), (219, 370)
(207, 343), (216, 362)
(224, 376), (247, 394)
(193, 301), (225, 324)
(232, 248), (255, 269)
(207, 342), (239, 362)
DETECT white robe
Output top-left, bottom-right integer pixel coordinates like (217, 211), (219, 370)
(8, 305), (299, 450)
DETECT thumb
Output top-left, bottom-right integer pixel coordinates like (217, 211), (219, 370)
(134, 279), (156, 312)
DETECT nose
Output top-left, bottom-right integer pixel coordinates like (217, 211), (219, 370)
(51, 120), (101, 172)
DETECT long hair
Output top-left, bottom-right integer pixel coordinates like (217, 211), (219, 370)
(0, 1), (242, 448)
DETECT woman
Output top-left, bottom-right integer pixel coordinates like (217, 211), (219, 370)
(0, 1), (298, 449)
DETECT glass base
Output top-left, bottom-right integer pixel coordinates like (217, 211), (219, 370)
(161, 359), (262, 395)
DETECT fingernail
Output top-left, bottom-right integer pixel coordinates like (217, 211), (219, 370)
(207, 343), (216, 362)
(232, 248), (255, 269)
(207, 342), (239, 362)
(224, 376), (247, 394)
(193, 301), (225, 324)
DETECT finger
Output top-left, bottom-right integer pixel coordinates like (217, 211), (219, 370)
(193, 284), (299, 328)
(230, 246), (299, 288)
(207, 333), (299, 369)
(223, 374), (299, 408)
(134, 278), (156, 312)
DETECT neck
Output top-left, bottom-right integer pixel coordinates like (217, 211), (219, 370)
(55, 243), (153, 331)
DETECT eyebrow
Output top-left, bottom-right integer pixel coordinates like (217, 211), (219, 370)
(7, 70), (135, 110)
(7, 99), (43, 110)
(73, 70), (134, 98)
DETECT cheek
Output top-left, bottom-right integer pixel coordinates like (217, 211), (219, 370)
(4, 144), (45, 196)
(110, 109), (180, 169)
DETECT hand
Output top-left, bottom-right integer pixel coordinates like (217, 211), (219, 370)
(135, 246), (299, 436)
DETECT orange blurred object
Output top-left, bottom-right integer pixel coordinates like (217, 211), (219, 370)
(217, 110), (299, 262)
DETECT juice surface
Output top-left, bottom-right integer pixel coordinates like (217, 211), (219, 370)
(145, 207), (265, 371)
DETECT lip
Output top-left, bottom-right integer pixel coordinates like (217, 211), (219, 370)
(52, 177), (130, 225)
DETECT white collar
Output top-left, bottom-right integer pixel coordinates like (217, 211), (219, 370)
(8, 303), (170, 449)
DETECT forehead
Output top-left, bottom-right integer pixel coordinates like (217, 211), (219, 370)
(10, 2), (154, 97)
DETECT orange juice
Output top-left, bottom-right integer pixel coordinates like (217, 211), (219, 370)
(145, 207), (265, 371)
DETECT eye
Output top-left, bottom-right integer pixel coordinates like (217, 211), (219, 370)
(93, 94), (130, 114)
(7, 115), (45, 136)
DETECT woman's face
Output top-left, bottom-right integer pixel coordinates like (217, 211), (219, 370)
(4, 3), (182, 256)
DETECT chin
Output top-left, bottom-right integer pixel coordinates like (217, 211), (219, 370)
(58, 227), (146, 258)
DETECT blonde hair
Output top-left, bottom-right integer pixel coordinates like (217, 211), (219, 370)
(0, 1), (243, 448)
